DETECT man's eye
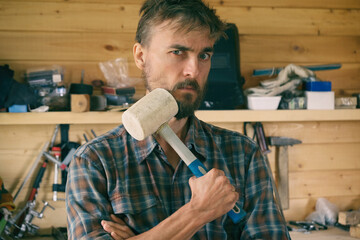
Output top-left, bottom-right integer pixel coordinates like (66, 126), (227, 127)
(172, 50), (183, 55)
(199, 53), (211, 61)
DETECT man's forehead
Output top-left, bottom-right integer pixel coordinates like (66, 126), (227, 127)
(147, 20), (215, 48)
(152, 20), (213, 40)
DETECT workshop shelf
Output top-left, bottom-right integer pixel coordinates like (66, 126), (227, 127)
(0, 109), (359, 125)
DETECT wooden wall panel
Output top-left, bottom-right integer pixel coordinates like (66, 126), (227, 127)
(290, 170), (360, 198)
(289, 143), (360, 171)
(208, 0), (360, 9)
(1, 2), (360, 36)
(240, 35), (360, 63)
(3, 0), (360, 9)
(0, 32), (135, 61)
(218, 7), (360, 36)
(0, 2), (140, 33)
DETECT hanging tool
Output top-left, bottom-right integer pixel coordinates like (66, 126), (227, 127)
(91, 129), (97, 138)
(288, 220), (327, 232)
(42, 152), (67, 170)
(53, 124), (80, 195)
(8, 125), (59, 238)
(83, 133), (89, 143)
(83, 129), (97, 143)
(45, 147), (76, 201)
(267, 136), (301, 210)
(11, 160), (50, 238)
(13, 142), (50, 201)
(51, 147), (61, 202)
(12, 122), (58, 201)
(5, 200), (54, 238)
(244, 122), (302, 210)
(122, 88), (246, 223)
(252, 63), (341, 77)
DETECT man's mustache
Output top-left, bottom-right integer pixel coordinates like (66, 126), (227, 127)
(172, 79), (201, 93)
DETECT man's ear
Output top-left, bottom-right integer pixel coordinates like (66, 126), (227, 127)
(133, 43), (146, 70)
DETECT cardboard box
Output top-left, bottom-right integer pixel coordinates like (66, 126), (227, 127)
(306, 91), (334, 109)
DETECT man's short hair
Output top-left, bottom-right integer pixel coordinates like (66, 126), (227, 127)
(135, 0), (227, 46)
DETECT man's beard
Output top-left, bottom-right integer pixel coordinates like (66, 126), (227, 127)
(144, 73), (205, 119)
(171, 79), (205, 119)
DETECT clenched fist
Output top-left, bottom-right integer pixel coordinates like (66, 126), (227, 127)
(188, 168), (239, 222)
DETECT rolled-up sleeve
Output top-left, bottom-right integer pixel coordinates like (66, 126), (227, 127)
(240, 148), (290, 240)
(66, 146), (113, 240)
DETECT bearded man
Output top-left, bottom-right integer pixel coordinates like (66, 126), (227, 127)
(66, 0), (289, 239)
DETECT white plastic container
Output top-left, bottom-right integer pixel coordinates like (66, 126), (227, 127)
(306, 91), (334, 110)
(247, 96), (281, 110)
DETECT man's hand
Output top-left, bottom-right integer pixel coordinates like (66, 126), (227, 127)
(101, 214), (135, 240)
(188, 168), (239, 223)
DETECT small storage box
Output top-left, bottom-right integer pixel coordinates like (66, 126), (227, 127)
(247, 96), (281, 110)
(306, 91), (334, 109)
(305, 81), (332, 91)
(8, 105), (28, 113)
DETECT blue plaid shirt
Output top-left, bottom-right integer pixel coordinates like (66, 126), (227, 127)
(66, 116), (289, 239)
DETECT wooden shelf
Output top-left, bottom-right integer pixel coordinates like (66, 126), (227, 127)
(0, 109), (359, 125)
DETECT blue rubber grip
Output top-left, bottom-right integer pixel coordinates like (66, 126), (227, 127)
(188, 160), (246, 223)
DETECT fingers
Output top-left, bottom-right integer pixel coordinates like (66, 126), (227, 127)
(111, 231), (123, 240)
(111, 231), (127, 240)
(110, 214), (126, 224)
(101, 216), (135, 239)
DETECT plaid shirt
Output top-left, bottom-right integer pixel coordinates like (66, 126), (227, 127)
(66, 116), (290, 239)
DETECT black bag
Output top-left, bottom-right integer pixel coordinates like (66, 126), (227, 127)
(200, 23), (245, 110)
(0, 64), (36, 109)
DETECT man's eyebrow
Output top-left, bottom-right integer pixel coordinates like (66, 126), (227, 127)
(169, 44), (214, 53)
(169, 44), (192, 51)
(203, 47), (214, 53)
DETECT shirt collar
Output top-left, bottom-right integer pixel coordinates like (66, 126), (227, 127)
(185, 116), (209, 162)
(131, 134), (158, 164)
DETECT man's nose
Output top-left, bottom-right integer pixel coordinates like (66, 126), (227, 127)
(183, 57), (200, 79)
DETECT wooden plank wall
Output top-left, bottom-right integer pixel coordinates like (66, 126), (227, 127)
(0, 0), (359, 232)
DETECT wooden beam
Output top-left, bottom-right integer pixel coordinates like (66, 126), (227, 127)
(275, 146), (290, 210)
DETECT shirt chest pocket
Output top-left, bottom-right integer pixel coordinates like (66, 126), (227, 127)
(111, 192), (158, 214)
(111, 193), (165, 233)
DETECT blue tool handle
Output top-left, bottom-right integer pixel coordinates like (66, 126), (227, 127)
(188, 159), (246, 223)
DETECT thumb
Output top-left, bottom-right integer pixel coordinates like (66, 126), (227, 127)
(188, 176), (196, 186)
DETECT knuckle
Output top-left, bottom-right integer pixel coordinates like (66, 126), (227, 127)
(213, 168), (225, 176)
(232, 192), (239, 202)
(217, 175), (229, 185)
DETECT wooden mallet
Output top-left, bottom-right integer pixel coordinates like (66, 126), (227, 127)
(122, 88), (246, 223)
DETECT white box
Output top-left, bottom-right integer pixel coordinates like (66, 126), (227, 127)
(247, 96), (281, 110)
(306, 91), (335, 109)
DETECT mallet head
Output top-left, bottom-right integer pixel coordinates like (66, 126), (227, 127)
(122, 88), (178, 140)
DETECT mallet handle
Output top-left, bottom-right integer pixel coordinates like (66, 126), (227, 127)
(157, 124), (246, 223)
